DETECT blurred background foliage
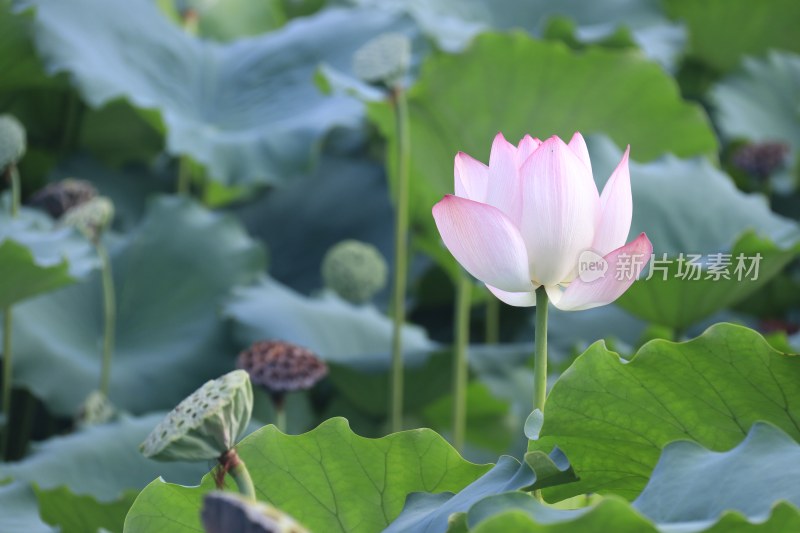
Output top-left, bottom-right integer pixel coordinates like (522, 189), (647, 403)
(0, 0), (799, 530)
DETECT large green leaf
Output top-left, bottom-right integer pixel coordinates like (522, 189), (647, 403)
(11, 196), (265, 415)
(665, 0), (800, 73)
(343, 0), (686, 70)
(530, 323), (800, 501)
(224, 278), (435, 364)
(584, 136), (800, 330)
(0, 239), (72, 308)
(463, 423), (800, 532)
(386, 449), (576, 533)
(367, 33), (716, 271)
(711, 51), (800, 155)
(124, 417), (490, 533)
(17, 0), (416, 185)
(0, 414), (208, 533)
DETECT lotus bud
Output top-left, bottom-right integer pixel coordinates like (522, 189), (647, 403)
(0, 114), (26, 170)
(321, 239), (388, 304)
(236, 341), (327, 409)
(62, 196), (115, 242)
(201, 492), (309, 533)
(29, 178), (98, 219)
(140, 370), (253, 462)
(75, 390), (116, 428)
(352, 32), (411, 87)
(731, 142), (789, 179)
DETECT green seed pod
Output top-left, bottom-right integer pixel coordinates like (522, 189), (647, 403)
(61, 196), (115, 242)
(29, 178), (98, 219)
(352, 32), (411, 87)
(140, 370), (253, 462)
(75, 390), (116, 428)
(321, 239), (388, 304)
(0, 114), (26, 170)
(201, 492), (309, 533)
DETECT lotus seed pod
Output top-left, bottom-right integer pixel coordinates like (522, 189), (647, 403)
(75, 390), (116, 428)
(321, 239), (388, 304)
(140, 370), (253, 462)
(201, 492), (309, 533)
(29, 178), (98, 219)
(0, 114), (26, 170)
(237, 341), (328, 401)
(731, 142), (789, 179)
(62, 196), (115, 242)
(352, 32), (411, 86)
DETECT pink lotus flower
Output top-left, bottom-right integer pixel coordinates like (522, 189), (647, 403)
(432, 132), (652, 310)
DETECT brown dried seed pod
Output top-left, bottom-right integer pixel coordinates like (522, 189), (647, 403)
(731, 142), (789, 179)
(236, 341), (328, 397)
(28, 178), (98, 218)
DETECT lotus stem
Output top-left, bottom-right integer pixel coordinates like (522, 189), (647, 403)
(275, 405), (287, 434)
(389, 84), (410, 433)
(485, 295), (499, 344)
(177, 156), (191, 196)
(533, 286), (548, 414)
(452, 273), (471, 451)
(97, 241), (116, 396)
(230, 459), (256, 500)
(1, 165), (21, 459)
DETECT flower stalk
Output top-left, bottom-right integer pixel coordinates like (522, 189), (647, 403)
(389, 83), (410, 433)
(97, 241), (116, 396)
(533, 286), (549, 414)
(1, 164), (21, 459)
(218, 449), (257, 500)
(452, 272), (471, 451)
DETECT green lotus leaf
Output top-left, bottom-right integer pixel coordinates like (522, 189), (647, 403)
(124, 417), (490, 533)
(665, 0), (800, 73)
(462, 423), (800, 532)
(10, 196), (265, 415)
(711, 51), (800, 156)
(529, 323), (800, 501)
(17, 0), (416, 185)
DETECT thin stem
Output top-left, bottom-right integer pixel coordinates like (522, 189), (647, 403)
(1, 308), (12, 459)
(177, 156), (191, 196)
(229, 458), (256, 500)
(1, 164), (21, 459)
(97, 242), (116, 396)
(9, 166), (20, 218)
(485, 295), (500, 344)
(452, 273), (471, 452)
(275, 406), (287, 434)
(533, 287), (549, 414)
(389, 85), (411, 434)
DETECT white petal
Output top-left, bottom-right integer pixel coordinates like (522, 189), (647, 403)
(553, 233), (652, 311)
(568, 131), (592, 175)
(520, 136), (600, 286)
(454, 151), (489, 202)
(484, 132), (523, 225)
(487, 284), (537, 307)
(517, 134), (542, 165)
(432, 195), (533, 292)
(593, 146), (632, 255)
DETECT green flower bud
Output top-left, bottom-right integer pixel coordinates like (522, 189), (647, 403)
(352, 32), (411, 87)
(62, 196), (115, 242)
(201, 492), (309, 533)
(29, 178), (97, 219)
(140, 370), (253, 462)
(0, 114), (26, 170)
(237, 341), (328, 407)
(321, 239), (388, 304)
